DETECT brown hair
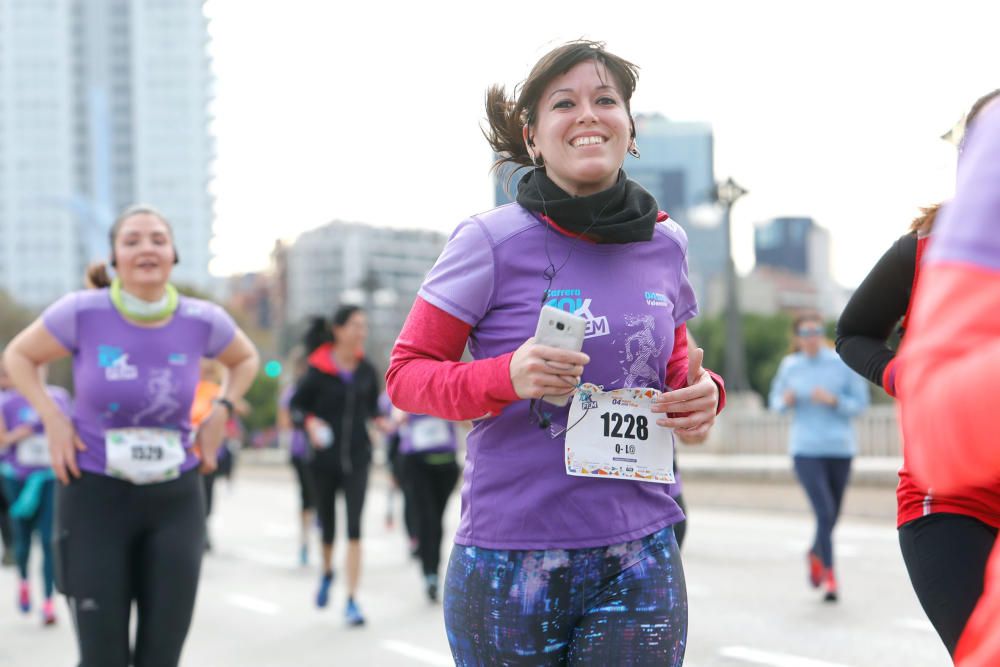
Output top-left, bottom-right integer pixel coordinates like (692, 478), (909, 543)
(908, 202), (942, 235)
(84, 204), (178, 289)
(967, 89), (1000, 128)
(483, 40), (639, 186)
(789, 312), (826, 353)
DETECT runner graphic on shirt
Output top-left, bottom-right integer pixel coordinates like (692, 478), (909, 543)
(132, 368), (182, 424)
(623, 313), (664, 387)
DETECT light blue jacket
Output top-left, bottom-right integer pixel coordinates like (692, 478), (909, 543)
(768, 347), (870, 458)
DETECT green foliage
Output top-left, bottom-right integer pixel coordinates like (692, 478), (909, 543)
(0, 290), (35, 348)
(690, 312), (795, 398)
(242, 372), (279, 433)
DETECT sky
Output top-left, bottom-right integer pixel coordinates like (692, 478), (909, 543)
(203, 0), (998, 287)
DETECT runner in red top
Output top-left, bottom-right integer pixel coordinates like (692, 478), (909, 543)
(836, 89), (1000, 657)
(897, 93), (1000, 667)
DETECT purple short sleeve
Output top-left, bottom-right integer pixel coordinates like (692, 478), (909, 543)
(673, 253), (699, 325)
(418, 219), (495, 326)
(929, 103), (1000, 271)
(659, 223), (698, 325)
(41, 292), (81, 352)
(205, 304), (237, 358)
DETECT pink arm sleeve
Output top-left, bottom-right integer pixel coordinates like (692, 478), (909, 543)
(385, 296), (520, 420)
(664, 324), (727, 413)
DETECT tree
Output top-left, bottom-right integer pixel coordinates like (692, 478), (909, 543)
(241, 373), (279, 435)
(690, 312), (792, 399)
(0, 290), (34, 348)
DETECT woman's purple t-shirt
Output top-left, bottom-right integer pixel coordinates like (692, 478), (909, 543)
(42, 290), (236, 479)
(1, 386), (72, 478)
(418, 203), (698, 549)
(279, 384), (308, 459)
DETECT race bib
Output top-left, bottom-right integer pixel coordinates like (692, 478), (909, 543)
(16, 434), (51, 468)
(409, 418), (454, 452)
(105, 428), (186, 485)
(565, 383), (675, 484)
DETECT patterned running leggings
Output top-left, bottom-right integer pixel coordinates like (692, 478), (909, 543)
(444, 525), (687, 666)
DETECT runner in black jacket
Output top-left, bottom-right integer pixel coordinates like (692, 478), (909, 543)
(290, 306), (380, 626)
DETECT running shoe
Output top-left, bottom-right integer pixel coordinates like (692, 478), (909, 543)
(345, 597), (365, 626)
(316, 571), (334, 608)
(299, 544), (308, 567)
(42, 598), (56, 626)
(425, 574), (439, 603)
(823, 569), (838, 602)
(807, 550), (823, 589)
(18, 580), (30, 614)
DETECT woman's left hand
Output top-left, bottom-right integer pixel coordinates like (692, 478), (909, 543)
(650, 347), (719, 443)
(197, 404), (227, 474)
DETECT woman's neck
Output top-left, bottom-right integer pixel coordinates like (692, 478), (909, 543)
(122, 282), (167, 302)
(332, 346), (359, 368)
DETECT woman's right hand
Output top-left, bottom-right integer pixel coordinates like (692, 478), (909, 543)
(509, 338), (590, 400)
(783, 390), (796, 408)
(43, 413), (86, 485)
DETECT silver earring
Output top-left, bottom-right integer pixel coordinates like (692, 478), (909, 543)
(628, 139), (640, 159)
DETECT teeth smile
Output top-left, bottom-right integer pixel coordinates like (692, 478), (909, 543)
(572, 136), (605, 147)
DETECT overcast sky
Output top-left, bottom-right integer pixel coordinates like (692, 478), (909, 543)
(203, 0), (997, 287)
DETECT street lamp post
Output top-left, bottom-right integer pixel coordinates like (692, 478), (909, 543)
(715, 177), (750, 393)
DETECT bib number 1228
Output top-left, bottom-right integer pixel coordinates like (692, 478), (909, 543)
(600, 412), (649, 441)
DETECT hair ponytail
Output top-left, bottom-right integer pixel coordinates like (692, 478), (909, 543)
(484, 84), (534, 179)
(303, 317), (333, 353)
(85, 262), (112, 289)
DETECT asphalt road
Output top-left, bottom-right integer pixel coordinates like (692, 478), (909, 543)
(0, 464), (949, 666)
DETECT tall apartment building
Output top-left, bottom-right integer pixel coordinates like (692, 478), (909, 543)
(0, 0), (213, 307)
(277, 221), (447, 368)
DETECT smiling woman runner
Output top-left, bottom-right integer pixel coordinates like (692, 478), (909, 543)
(2, 205), (259, 667)
(386, 40), (725, 665)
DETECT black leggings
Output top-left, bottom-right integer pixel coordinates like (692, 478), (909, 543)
(402, 455), (459, 576)
(311, 463), (368, 544)
(899, 513), (998, 656)
(202, 471), (216, 518)
(290, 456), (316, 512)
(793, 455), (852, 569)
(0, 485), (13, 554)
(55, 470), (206, 667)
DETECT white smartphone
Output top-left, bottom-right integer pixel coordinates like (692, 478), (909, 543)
(533, 305), (587, 406)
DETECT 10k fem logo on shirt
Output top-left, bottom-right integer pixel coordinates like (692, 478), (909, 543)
(98, 345), (139, 382)
(546, 289), (610, 339)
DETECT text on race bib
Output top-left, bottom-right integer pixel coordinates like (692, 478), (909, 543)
(565, 384), (674, 485)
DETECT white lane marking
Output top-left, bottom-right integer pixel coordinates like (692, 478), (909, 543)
(381, 640), (454, 666)
(894, 617), (935, 633)
(719, 646), (854, 667)
(263, 522), (296, 538)
(226, 594), (281, 616)
(228, 547), (293, 569)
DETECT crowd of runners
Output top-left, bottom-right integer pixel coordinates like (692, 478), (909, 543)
(0, 39), (997, 667)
